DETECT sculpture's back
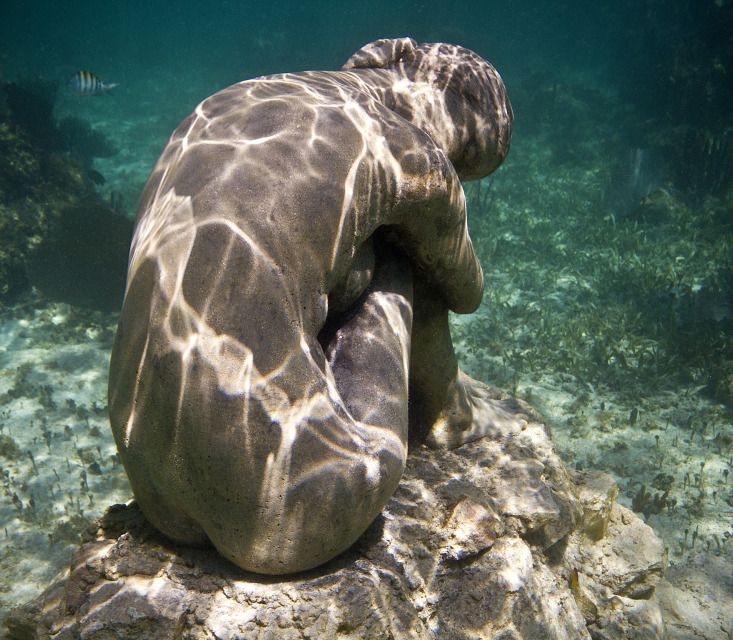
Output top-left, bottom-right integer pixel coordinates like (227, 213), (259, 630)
(108, 38), (514, 574)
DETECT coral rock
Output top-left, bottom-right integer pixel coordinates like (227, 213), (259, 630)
(575, 469), (619, 540)
(5, 420), (667, 639)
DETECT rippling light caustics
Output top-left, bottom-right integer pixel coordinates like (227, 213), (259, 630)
(108, 37), (516, 574)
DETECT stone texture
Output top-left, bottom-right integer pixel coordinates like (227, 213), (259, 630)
(574, 469), (618, 541)
(656, 557), (733, 640)
(563, 472), (668, 640)
(5, 416), (668, 639)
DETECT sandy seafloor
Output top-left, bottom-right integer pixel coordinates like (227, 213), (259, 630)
(1, 76), (732, 637)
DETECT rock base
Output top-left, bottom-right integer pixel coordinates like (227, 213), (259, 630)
(6, 414), (667, 639)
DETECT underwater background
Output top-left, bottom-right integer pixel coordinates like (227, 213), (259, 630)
(0, 0), (731, 633)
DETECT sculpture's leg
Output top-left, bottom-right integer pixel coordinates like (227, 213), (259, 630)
(325, 247), (413, 439)
(408, 275), (529, 450)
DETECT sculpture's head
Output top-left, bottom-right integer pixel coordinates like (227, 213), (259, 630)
(344, 38), (514, 181)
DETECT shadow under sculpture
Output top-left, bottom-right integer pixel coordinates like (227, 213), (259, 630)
(108, 37), (521, 575)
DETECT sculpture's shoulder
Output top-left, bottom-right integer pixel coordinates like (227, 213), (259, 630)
(192, 70), (383, 129)
(134, 65), (460, 253)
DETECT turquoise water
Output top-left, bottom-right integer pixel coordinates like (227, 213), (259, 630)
(1, 0), (731, 631)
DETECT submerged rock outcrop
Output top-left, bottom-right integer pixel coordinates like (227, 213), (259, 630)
(5, 407), (666, 639)
(0, 79), (131, 310)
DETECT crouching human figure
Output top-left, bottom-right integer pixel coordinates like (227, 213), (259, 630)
(108, 37), (518, 574)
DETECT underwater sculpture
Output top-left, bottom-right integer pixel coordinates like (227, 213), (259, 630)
(108, 37), (516, 574)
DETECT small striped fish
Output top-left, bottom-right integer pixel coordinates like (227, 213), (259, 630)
(67, 70), (118, 95)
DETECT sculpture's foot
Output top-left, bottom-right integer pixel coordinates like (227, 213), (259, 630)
(426, 371), (532, 449)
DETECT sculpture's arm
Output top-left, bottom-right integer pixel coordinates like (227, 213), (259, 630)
(386, 147), (483, 315)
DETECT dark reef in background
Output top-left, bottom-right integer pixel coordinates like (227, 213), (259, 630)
(616, 0), (733, 205)
(3, 80), (58, 150)
(618, 0), (733, 130)
(0, 78), (131, 311)
(3, 79), (117, 165)
(27, 199), (132, 312)
(56, 115), (117, 166)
